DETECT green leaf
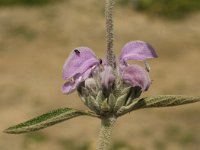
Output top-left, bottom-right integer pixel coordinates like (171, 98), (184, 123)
(117, 95), (200, 116)
(4, 108), (98, 134)
(134, 95), (200, 109)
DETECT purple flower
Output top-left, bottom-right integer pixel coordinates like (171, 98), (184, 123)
(62, 47), (100, 93)
(100, 66), (115, 89)
(119, 41), (158, 91)
(62, 41), (157, 94)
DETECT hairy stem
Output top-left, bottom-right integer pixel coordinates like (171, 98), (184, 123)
(97, 117), (116, 150)
(105, 0), (115, 68)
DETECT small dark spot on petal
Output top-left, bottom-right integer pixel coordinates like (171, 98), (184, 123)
(99, 59), (102, 64)
(74, 49), (80, 55)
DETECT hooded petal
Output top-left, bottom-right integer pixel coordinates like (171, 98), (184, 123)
(62, 47), (99, 94)
(120, 64), (151, 91)
(119, 41), (158, 64)
(62, 47), (99, 80)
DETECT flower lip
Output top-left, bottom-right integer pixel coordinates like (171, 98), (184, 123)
(62, 74), (82, 94)
(119, 40), (158, 64)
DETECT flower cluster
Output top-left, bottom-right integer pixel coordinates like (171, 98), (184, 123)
(62, 41), (157, 116)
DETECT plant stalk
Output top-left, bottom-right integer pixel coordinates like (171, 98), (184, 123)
(97, 117), (116, 150)
(105, 0), (115, 68)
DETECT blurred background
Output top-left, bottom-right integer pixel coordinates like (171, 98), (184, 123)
(1, 0), (200, 150)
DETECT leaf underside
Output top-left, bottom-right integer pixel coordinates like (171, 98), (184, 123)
(134, 95), (200, 110)
(4, 108), (98, 134)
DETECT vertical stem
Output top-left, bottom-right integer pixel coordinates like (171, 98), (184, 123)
(97, 117), (116, 150)
(105, 0), (115, 68)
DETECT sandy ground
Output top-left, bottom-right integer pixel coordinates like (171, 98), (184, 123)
(1, 0), (200, 150)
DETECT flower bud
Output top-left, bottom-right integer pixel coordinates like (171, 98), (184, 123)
(100, 66), (115, 89)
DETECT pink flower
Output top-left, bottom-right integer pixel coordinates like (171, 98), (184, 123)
(62, 41), (157, 94)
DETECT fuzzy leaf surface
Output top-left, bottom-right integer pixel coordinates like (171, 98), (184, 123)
(117, 95), (200, 116)
(135, 95), (200, 109)
(4, 108), (98, 134)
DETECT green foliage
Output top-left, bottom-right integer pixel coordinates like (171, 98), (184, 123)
(136, 95), (200, 109)
(117, 95), (200, 116)
(0, 0), (61, 6)
(118, 0), (200, 19)
(4, 108), (98, 134)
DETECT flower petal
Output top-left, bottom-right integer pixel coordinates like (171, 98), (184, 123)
(120, 64), (151, 91)
(62, 47), (99, 80)
(119, 41), (158, 64)
(100, 66), (115, 89)
(62, 75), (82, 94)
(62, 65), (96, 94)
